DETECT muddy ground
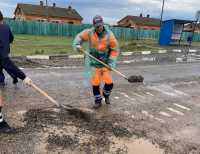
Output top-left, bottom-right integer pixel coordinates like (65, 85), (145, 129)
(0, 103), (165, 154)
(0, 63), (200, 154)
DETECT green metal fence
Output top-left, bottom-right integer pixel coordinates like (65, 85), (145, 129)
(4, 19), (200, 41)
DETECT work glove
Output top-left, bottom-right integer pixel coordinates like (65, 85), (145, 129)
(108, 59), (116, 71)
(23, 77), (33, 86)
(76, 45), (83, 53)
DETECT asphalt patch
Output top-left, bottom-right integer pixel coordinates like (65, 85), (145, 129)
(112, 125), (132, 137)
(47, 134), (79, 149)
(0, 108), (133, 153)
(63, 107), (92, 122)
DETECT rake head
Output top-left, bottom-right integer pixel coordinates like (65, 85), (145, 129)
(127, 75), (144, 83)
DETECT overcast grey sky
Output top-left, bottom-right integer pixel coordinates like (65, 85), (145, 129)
(0, 0), (199, 24)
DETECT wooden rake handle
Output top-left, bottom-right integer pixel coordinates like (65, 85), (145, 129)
(30, 82), (61, 107)
(82, 49), (128, 80)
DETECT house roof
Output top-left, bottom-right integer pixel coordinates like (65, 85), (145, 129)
(163, 19), (194, 24)
(14, 3), (83, 20)
(117, 15), (161, 27)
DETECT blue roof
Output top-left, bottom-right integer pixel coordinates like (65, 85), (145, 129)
(163, 19), (194, 24)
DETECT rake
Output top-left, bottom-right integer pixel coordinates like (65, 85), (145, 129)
(81, 49), (144, 83)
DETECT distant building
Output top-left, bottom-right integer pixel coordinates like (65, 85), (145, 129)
(117, 14), (160, 30)
(184, 23), (200, 32)
(14, 1), (83, 24)
(196, 23), (200, 32)
(159, 19), (196, 46)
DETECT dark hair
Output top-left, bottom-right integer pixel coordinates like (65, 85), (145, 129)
(0, 11), (3, 21)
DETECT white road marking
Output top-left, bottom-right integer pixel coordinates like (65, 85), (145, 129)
(173, 49), (182, 53)
(27, 55), (50, 60)
(17, 110), (27, 115)
(145, 92), (154, 96)
(158, 50), (167, 54)
(119, 92), (129, 97)
(148, 84), (188, 97)
(192, 54), (200, 57)
(159, 111), (172, 117)
(132, 92), (145, 99)
(114, 96), (119, 99)
(119, 92), (136, 101)
(68, 54), (84, 58)
(142, 110), (154, 118)
(173, 90), (188, 96)
(121, 52), (133, 56)
(123, 61), (132, 64)
(141, 57), (154, 62)
(142, 51), (151, 55)
(167, 108), (184, 116)
(189, 49), (197, 53)
(176, 58), (183, 63)
(154, 117), (165, 123)
(170, 81), (198, 86)
(187, 57), (200, 62)
(173, 103), (191, 111)
(150, 86), (176, 97)
(35, 66), (81, 70)
(142, 111), (165, 123)
(124, 111), (131, 115)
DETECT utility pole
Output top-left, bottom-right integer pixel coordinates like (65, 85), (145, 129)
(160, 0), (165, 27)
(190, 10), (200, 46)
(194, 10), (200, 31)
(45, 0), (48, 21)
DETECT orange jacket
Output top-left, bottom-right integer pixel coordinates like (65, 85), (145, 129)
(73, 26), (119, 67)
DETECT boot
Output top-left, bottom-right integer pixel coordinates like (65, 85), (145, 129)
(104, 96), (111, 104)
(92, 86), (102, 109)
(12, 78), (18, 85)
(0, 120), (16, 134)
(93, 99), (102, 109)
(93, 102), (102, 109)
(103, 83), (113, 104)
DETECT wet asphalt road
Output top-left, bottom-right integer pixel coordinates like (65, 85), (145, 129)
(1, 62), (200, 154)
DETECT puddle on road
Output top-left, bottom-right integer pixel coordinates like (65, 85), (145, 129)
(110, 137), (164, 154)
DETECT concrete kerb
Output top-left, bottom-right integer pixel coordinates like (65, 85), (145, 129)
(11, 49), (200, 67)
(22, 49), (200, 60)
(116, 49), (200, 64)
(26, 55), (50, 60)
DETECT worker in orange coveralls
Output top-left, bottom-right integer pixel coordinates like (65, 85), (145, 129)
(73, 15), (120, 109)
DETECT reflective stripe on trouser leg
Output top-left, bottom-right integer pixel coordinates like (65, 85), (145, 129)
(103, 83), (113, 97)
(93, 86), (102, 103)
(0, 112), (3, 123)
